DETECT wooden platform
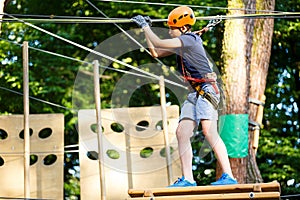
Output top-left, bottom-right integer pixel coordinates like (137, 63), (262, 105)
(127, 181), (281, 200)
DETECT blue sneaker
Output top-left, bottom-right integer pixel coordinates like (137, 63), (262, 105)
(211, 173), (238, 185)
(168, 176), (197, 187)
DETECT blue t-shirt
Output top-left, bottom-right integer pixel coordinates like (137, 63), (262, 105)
(176, 33), (212, 79)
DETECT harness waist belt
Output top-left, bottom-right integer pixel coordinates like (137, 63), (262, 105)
(184, 72), (219, 94)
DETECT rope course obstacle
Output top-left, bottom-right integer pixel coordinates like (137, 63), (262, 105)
(0, 113), (64, 199)
(78, 106), (181, 199)
(0, 0), (299, 199)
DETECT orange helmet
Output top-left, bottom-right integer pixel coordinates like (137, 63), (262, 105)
(167, 6), (196, 28)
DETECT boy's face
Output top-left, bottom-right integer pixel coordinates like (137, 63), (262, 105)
(168, 27), (182, 38)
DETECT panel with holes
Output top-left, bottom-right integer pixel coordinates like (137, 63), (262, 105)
(0, 114), (64, 199)
(79, 105), (181, 200)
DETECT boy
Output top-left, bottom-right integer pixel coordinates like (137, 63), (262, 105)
(132, 6), (237, 187)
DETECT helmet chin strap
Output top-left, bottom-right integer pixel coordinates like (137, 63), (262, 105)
(179, 26), (191, 35)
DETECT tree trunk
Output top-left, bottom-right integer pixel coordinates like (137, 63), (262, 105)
(219, 0), (250, 184)
(247, 0), (275, 183)
(219, 0), (275, 184)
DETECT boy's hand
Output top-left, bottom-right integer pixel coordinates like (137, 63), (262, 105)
(131, 15), (149, 29)
(144, 16), (152, 27)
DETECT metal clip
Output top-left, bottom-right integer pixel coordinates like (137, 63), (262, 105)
(206, 16), (222, 29)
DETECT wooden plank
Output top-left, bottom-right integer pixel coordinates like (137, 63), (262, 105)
(128, 181), (280, 197)
(127, 192), (280, 200)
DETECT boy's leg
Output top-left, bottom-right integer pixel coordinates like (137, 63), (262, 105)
(176, 119), (197, 183)
(200, 119), (234, 178)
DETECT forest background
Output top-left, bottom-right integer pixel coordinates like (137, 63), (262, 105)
(0, 0), (299, 199)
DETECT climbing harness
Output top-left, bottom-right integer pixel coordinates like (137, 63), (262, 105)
(187, 72), (220, 110)
(179, 50), (219, 110)
(179, 17), (222, 110)
(190, 80), (219, 110)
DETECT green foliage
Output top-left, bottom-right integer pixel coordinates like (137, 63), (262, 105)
(1, 0), (300, 198)
(64, 175), (80, 199)
(257, 0), (300, 195)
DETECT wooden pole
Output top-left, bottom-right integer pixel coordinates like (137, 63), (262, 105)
(125, 130), (133, 189)
(159, 76), (173, 185)
(253, 94), (266, 153)
(22, 41), (30, 198)
(93, 60), (106, 200)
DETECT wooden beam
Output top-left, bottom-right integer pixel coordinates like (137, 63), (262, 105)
(127, 192), (280, 200)
(128, 181), (280, 198)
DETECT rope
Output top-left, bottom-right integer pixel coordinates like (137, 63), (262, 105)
(281, 194), (300, 199)
(86, 0), (164, 65)
(2, 13), (151, 80)
(0, 85), (166, 132)
(0, 43), (179, 136)
(0, 85), (168, 132)
(0, 40), (175, 132)
(96, 0), (293, 14)
(85, 0), (184, 83)
(3, 13), (186, 89)
(0, 38), (153, 79)
(0, 38), (154, 115)
(0, 13), (167, 23)
(1, 11), (300, 23)
(0, 86), (74, 111)
(0, 13), (118, 19)
(29, 47), (153, 79)
(0, 17), (134, 23)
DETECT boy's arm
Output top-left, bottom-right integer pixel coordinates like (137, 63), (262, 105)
(143, 26), (181, 49)
(132, 15), (181, 57)
(145, 33), (174, 58)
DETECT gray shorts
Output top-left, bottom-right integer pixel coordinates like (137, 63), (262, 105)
(179, 84), (220, 124)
